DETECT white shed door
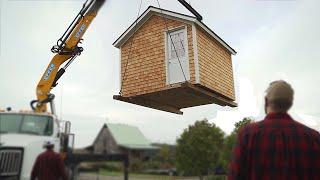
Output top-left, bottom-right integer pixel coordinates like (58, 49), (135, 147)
(167, 28), (190, 84)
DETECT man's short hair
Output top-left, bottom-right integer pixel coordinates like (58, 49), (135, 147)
(265, 80), (294, 111)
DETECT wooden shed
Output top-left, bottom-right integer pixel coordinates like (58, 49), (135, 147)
(113, 6), (237, 114)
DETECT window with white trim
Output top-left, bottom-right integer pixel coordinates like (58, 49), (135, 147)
(166, 27), (190, 84)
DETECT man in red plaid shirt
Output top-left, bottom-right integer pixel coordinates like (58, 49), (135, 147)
(228, 80), (320, 180)
(31, 140), (68, 180)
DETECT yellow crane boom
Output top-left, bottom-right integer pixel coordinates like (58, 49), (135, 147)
(31, 0), (105, 113)
(30, 0), (200, 114)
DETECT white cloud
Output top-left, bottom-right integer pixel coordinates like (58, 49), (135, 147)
(210, 78), (260, 134)
(236, 0), (320, 116)
(295, 113), (320, 132)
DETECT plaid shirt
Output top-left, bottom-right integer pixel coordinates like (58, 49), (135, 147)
(228, 113), (320, 180)
(31, 150), (68, 180)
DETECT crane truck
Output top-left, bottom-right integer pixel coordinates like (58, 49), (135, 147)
(0, 0), (105, 179)
(0, 0), (203, 179)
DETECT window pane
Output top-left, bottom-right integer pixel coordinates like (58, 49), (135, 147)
(21, 115), (53, 136)
(169, 30), (186, 59)
(0, 114), (22, 133)
(0, 114), (53, 136)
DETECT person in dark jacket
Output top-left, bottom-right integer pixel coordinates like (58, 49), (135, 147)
(31, 140), (68, 180)
(228, 80), (320, 180)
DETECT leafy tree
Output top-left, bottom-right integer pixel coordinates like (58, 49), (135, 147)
(152, 144), (175, 169)
(158, 144), (170, 163)
(175, 119), (224, 180)
(221, 117), (253, 171)
(233, 117), (252, 134)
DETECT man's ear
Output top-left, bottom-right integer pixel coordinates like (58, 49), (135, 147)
(264, 97), (268, 114)
(265, 97), (268, 106)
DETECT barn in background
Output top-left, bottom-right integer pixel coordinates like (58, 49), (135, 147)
(80, 123), (158, 161)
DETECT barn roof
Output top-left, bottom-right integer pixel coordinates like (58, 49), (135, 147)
(95, 123), (157, 150)
(113, 6), (237, 55)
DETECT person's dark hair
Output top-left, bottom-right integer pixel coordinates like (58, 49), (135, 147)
(45, 144), (54, 150)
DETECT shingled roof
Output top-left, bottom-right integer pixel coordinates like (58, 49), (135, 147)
(113, 6), (236, 55)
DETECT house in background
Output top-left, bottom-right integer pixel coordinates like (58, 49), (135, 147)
(114, 6), (237, 114)
(81, 123), (158, 161)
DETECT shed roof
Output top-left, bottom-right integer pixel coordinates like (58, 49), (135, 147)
(113, 6), (237, 55)
(95, 123), (157, 150)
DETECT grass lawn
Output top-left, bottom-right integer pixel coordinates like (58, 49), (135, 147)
(98, 170), (226, 180)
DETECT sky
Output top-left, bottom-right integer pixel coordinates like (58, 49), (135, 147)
(1, 0), (319, 148)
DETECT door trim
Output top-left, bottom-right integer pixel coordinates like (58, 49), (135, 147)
(165, 25), (190, 85)
(192, 24), (200, 84)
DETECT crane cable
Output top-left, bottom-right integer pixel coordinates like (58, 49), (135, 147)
(119, 0), (143, 95)
(155, 0), (188, 83)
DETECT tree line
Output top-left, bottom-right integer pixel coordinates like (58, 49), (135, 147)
(152, 118), (252, 179)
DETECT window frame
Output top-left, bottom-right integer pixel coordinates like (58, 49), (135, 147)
(164, 25), (190, 85)
(0, 113), (54, 136)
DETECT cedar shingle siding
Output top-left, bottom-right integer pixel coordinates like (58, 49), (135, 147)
(196, 27), (235, 100)
(120, 15), (195, 97)
(115, 7), (237, 112)
(120, 14), (235, 100)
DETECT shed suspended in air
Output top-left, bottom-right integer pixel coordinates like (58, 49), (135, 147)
(113, 6), (237, 115)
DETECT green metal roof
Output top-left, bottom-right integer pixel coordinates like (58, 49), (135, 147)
(107, 123), (157, 150)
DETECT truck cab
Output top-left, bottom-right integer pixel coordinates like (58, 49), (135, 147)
(0, 111), (61, 180)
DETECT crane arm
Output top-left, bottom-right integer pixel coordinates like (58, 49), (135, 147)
(31, 0), (105, 113)
(31, 0), (198, 113)
(177, 0), (202, 21)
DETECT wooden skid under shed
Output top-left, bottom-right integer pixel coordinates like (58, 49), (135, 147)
(113, 83), (237, 115)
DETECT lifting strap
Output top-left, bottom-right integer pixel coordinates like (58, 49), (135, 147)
(119, 0), (188, 95)
(155, 0), (188, 83)
(119, 0), (143, 95)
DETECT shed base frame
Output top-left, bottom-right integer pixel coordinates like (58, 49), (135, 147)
(114, 82), (237, 115)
